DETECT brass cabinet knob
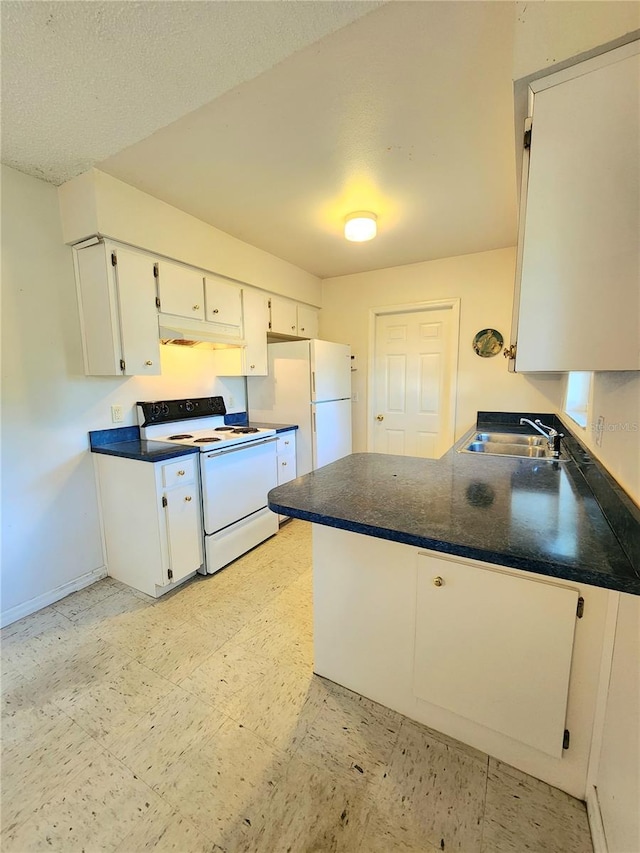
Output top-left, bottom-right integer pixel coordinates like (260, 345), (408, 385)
(281, 461), (287, 466)
(212, 308), (219, 314)
(376, 415), (384, 422)
(193, 304), (200, 311)
(433, 576), (444, 587)
(145, 360), (153, 366)
(184, 495), (192, 502)
(250, 364), (256, 369)
(284, 440), (289, 445)
(177, 470), (185, 476)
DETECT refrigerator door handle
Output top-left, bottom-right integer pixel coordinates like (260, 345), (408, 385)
(312, 371), (316, 395)
(312, 410), (316, 433)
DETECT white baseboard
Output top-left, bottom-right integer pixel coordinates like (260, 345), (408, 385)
(0, 566), (108, 628)
(586, 785), (609, 853)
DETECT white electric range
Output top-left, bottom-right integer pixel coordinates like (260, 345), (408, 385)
(137, 397), (278, 574)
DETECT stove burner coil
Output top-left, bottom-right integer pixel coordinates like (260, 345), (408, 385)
(194, 437), (221, 443)
(232, 427), (259, 434)
(168, 434), (194, 440)
(214, 427), (234, 432)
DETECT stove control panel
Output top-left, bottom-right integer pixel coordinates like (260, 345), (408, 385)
(137, 396), (227, 426)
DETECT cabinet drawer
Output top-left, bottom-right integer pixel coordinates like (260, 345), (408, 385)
(277, 433), (295, 454)
(162, 456), (197, 487)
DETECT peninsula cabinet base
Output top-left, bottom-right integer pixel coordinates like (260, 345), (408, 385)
(312, 524), (610, 800)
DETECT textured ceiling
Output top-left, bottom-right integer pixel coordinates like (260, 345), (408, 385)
(1, 0), (381, 183)
(2, 0), (519, 278)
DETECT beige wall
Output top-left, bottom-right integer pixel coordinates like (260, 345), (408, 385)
(320, 247), (564, 453)
(1, 165), (246, 622)
(513, 1), (640, 80)
(58, 169), (322, 306)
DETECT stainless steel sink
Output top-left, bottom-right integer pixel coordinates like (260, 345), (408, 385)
(459, 432), (568, 461)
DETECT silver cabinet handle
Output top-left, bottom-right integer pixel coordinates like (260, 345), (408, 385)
(433, 576), (444, 587)
(185, 495), (192, 502)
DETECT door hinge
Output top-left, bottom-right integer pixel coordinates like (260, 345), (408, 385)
(153, 263), (159, 278)
(168, 568), (173, 580)
(111, 251), (117, 266)
(119, 358), (126, 372)
(268, 299), (271, 309)
(563, 729), (570, 750)
(523, 127), (532, 150)
(577, 597), (585, 618)
(155, 296), (161, 309)
(162, 496), (168, 508)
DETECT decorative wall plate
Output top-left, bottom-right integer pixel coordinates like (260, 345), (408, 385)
(473, 328), (504, 358)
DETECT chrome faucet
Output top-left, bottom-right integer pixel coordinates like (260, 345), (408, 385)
(519, 418), (564, 457)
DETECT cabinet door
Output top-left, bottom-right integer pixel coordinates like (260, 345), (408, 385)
(242, 288), (269, 375)
(270, 296), (298, 336)
(163, 482), (203, 583)
(277, 432), (297, 485)
(297, 304), (318, 339)
(413, 554), (579, 757)
(513, 43), (639, 372)
(156, 260), (205, 320)
(114, 247), (161, 375)
(204, 275), (242, 329)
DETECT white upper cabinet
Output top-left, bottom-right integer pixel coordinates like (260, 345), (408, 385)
(156, 260), (205, 321)
(75, 241), (160, 376)
(511, 42), (639, 372)
(211, 287), (269, 376)
(269, 295), (319, 339)
(204, 274), (242, 332)
(297, 303), (319, 339)
(270, 295), (298, 336)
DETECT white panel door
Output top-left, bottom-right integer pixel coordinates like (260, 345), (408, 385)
(310, 340), (352, 401)
(312, 399), (352, 469)
(413, 554), (579, 758)
(373, 307), (456, 458)
(156, 260), (205, 320)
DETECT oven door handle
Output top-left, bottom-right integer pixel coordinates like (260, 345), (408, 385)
(205, 437), (277, 459)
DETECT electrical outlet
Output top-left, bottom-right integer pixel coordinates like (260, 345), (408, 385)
(111, 404), (124, 423)
(595, 415), (604, 447)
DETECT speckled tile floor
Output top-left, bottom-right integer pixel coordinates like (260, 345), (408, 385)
(1, 520), (594, 853)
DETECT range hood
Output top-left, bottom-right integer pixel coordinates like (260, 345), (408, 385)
(158, 313), (246, 350)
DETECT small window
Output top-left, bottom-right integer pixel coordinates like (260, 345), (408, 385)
(564, 372), (592, 428)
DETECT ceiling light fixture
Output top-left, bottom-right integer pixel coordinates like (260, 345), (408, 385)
(344, 211), (377, 242)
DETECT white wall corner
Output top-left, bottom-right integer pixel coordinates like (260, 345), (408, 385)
(586, 786), (609, 853)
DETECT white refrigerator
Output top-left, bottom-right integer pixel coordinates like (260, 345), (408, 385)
(247, 339), (352, 476)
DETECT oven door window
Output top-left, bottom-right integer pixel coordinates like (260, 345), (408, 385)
(201, 440), (277, 534)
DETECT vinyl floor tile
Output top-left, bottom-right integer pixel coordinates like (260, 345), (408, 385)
(3, 746), (169, 852)
(481, 758), (594, 853)
(373, 717), (488, 853)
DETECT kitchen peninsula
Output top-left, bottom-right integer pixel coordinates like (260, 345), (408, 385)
(268, 413), (639, 799)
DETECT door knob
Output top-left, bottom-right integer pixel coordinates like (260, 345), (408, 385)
(376, 415), (384, 422)
(433, 576), (444, 587)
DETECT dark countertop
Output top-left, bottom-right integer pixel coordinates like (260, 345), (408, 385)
(268, 412), (640, 596)
(248, 422), (298, 434)
(89, 426), (199, 462)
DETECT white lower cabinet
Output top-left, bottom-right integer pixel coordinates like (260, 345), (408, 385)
(312, 524), (610, 798)
(95, 453), (203, 597)
(414, 554), (579, 758)
(276, 431), (297, 522)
